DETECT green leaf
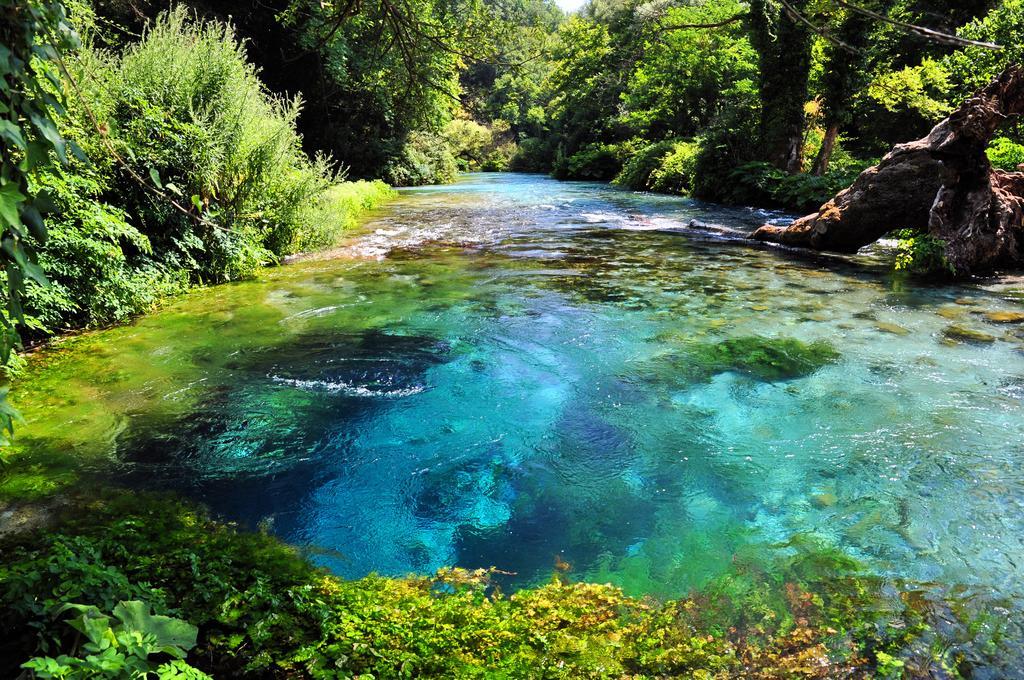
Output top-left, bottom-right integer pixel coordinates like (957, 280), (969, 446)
(0, 120), (26, 150)
(2, 238), (47, 286)
(28, 113), (67, 164)
(149, 167), (164, 189)
(20, 205), (46, 242)
(33, 188), (57, 214)
(0, 184), (27, 233)
(68, 140), (88, 162)
(113, 600), (199, 658)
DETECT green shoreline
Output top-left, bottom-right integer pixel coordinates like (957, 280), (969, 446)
(0, 488), (999, 678)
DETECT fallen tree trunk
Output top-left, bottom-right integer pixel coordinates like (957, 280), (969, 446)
(752, 64), (1024, 276)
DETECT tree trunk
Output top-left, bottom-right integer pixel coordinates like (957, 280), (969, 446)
(748, 0), (813, 174)
(812, 123), (840, 176)
(752, 64), (1024, 276)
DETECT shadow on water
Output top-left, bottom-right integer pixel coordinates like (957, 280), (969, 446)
(115, 328), (453, 533)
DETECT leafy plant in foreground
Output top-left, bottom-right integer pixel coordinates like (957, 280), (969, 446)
(21, 600), (209, 679)
(0, 490), (998, 678)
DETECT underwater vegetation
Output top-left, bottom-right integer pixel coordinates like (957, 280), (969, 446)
(644, 335), (842, 384)
(687, 336), (842, 382)
(0, 491), (1008, 679)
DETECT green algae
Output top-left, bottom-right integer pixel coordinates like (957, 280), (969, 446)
(646, 335), (842, 384)
(942, 324), (997, 344)
(690, 335), (842, 381)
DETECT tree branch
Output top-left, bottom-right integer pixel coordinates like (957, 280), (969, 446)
(835, 0), (1002, 50)
(655, 12), (746, 33)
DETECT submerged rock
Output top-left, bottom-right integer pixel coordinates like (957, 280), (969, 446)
(811, 492), (838, 509)
(876, 322), (911, 336)
(942, 325), (997, 344)
(983, 310), (1024, 323)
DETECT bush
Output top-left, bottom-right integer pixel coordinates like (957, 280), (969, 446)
(443, 119), (518, 172)
(612, 140), (677, 190)
(88, 8), (335, 279)
(895, 229), (954, 276)
(552, 142), (625, 181)
(4, 8), (392, 340)
(289, 180), (395, 253)
(509, 136), (557, 172)
(649, 140), (701, 194)
(613, 139), (701, 195)
(987, 136), (1024, 171)
(691, 104), (760, 201)
(722, 159), (873, 213)
(384, 130), (459, 186)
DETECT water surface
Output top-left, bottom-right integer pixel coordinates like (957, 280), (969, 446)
(9, 173), (1024, 606)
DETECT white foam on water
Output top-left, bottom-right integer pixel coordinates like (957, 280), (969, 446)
(272, 376), (426, 398)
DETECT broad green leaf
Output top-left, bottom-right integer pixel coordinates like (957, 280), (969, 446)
(0, 120), (26, 150)
(28, 113), (67, 164)
(20, 205), (46, 242)
(113, 600), (199, 657)
(0, 183), (27, 232)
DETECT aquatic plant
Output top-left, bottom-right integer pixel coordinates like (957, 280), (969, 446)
(657, 335), (842, 383)
(0, 490), (992, 678)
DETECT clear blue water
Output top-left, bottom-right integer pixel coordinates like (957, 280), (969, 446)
(14, 173), (1024, 605)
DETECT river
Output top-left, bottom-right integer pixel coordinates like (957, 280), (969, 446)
(8, 173), (1024, 619)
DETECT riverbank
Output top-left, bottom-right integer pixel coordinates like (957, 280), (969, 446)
(0, 488), (997, 678)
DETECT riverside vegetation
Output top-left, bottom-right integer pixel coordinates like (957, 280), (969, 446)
(3, 0), (1024, 677)
(0, 492), (1004, 678)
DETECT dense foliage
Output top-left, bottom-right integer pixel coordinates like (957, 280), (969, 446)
(0, 491), (1002, 678)
(8, 7), (393, 341)
(0, 0), (82, 436)
(471, 0), (1023, 217)
(1, 0), (1023, 676)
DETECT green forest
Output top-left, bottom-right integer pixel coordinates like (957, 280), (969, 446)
(2, 0), (1024, 677)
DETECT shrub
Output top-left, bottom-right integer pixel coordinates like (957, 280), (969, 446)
(384, 131), (459, 186)
(289, 180), (395, 253)
(987, 136), (1024, 171)
(649, 140), (701, 194)
(443, 119), (518, 172)
(21, 165), (190, 335)
(612, 140), (677, 190)
(691, 103), (760, 201)
(723, 159), (873, 213)
(87, 7), (333, 280)
(21, 601), (209, 680)
(3, 8), (392, 340)
(509, 136), (557, 172)
(613, 139), (701, 195)
(552, 142), (625, 181)
(895, 229), (954, 276)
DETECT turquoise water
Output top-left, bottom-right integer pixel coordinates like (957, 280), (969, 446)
(12, 173), (1024, 605)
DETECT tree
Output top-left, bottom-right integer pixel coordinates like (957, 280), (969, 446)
(0, 0), (80, 444)
(747, 0), (815, 173)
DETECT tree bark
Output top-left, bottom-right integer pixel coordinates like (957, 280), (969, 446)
(812, 123), (840, 176)
(752, 64), (1024, 276)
